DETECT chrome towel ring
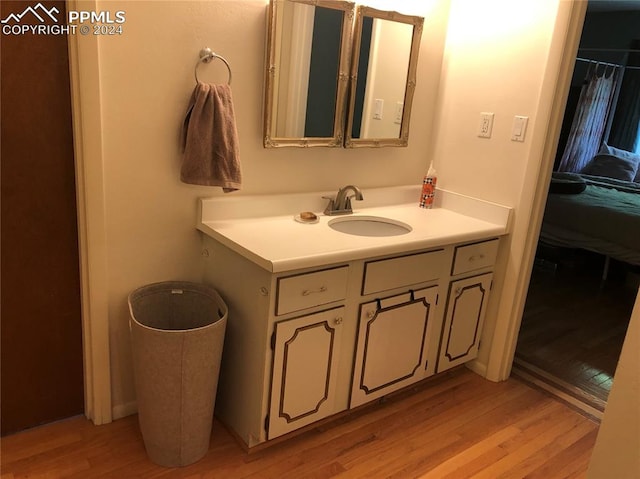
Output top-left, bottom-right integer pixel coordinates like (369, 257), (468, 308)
(195, 47), (232, 85)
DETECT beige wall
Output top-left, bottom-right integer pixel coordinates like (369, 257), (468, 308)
(433, 0), (559, 205)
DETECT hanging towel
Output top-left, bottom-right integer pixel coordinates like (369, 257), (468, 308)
(181, 83), (241, 192)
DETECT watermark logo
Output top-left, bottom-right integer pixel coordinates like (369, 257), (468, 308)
(1, 2), (125, 36)
(1, 3), (59, 24)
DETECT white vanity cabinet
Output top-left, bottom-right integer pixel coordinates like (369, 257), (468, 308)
(201, 233), (502, 449)
(197, 187), (512, 449)
(437, 239), (499, 372)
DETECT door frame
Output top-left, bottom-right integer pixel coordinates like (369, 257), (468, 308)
(67, 0), (112, 425)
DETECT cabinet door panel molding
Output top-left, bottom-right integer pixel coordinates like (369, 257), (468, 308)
(438, 273), (493, 372)
(269, 307), (344, 439)
(350, 287), (438, 408)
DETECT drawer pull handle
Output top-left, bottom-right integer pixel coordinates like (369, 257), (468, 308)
(334, 317), (343, 325)
(468, 253), (485, 262)
(302, 286), (327, 296)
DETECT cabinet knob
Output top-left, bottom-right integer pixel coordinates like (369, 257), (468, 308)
(334, 317), (343, 325)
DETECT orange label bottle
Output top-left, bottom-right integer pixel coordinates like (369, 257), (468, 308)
(419, 163), (437, 209)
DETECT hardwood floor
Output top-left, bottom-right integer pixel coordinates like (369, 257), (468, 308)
(1, 368), (598, 478)
(514, 247), (637, 414)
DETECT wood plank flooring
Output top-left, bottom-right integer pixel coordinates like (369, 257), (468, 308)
(1, 368), (599, 478)
(514, 248), (637, 412)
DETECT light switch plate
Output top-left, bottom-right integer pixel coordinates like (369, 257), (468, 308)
(373, 99), (384, 120)
(511, 115), (528, 142)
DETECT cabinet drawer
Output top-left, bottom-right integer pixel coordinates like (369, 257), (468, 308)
(452, 239), (499, 276)
(276, 266), (348, 315)
(362, 250), (445, 295)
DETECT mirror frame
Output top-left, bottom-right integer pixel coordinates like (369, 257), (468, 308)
(344, 7), (424, 148)
(263, 0), (356, 148)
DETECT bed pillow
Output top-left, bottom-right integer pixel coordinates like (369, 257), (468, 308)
(581, 143), (640, 182)
(549, 172), (587, 194)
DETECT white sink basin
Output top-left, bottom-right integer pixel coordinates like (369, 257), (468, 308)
(328, 216), (412, 237)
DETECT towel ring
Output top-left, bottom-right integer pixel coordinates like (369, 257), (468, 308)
(195, 47), (232, 85)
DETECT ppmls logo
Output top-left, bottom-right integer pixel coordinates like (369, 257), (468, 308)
(2, 3), (66, 35)
(1, 2), (125, 36)
(1, 3), (59, 23)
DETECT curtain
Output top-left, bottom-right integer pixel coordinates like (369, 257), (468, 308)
(557, 63), (620, 173)
(608, 44), (640, 154)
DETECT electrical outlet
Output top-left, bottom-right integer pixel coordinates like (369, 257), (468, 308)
(478, 112), (494, 138)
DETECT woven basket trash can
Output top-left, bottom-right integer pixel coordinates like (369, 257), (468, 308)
(128, 281), (228, 467)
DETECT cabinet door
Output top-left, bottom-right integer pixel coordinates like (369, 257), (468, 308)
(350, 287), (439, 408)
(268, 307), (344, 439)
(438, 273), (492, 372)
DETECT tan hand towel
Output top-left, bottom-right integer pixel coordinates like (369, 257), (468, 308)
(181, 83), (241, 192)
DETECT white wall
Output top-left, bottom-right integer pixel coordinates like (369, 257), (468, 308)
(587, 288), (640, 478)
(433, 0), (558, 205)
(78, 0), (449, 415)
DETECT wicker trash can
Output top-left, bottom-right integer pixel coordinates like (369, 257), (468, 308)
(128, 281), (227, 467)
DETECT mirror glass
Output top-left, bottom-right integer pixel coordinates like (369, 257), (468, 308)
(345, 7), (423, 148)
(264, 0), (355, 148)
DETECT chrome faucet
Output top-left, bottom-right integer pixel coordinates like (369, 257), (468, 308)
(323, 185), (364, 215)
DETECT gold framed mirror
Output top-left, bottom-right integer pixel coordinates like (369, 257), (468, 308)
(263, 0), (355, 148)
(344, 7), (424, 148)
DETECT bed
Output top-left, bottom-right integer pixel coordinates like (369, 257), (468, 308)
(540, 143), (640, 272)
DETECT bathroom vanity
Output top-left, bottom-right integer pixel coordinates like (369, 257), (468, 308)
(197, 186), (511, 449)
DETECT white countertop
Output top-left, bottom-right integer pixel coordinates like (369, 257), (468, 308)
(197, 186), (512, 273)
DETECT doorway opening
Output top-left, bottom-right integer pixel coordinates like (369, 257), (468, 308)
(512, 1), (640, 419)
